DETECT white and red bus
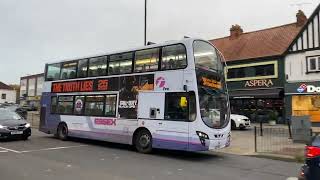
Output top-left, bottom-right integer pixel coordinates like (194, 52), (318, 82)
(39, 38), (230, 153)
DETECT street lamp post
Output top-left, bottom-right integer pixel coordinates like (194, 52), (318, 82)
(144, 0), (147, 46)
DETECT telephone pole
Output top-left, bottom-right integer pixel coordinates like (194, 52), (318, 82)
(144, 0), (147, 46)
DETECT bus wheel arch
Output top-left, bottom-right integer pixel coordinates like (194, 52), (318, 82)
(132, 127), (153, 154)
(57, 122), (69, 141)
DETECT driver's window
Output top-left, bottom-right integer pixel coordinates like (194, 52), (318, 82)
(165, 93), (188, 121)
(164, 92), (196, 121)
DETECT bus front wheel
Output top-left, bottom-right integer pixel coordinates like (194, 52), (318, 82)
(57, 123), (68, 141)
(134, 129), (152, 154)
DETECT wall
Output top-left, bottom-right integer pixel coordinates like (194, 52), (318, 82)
(0, 89), (16, 103)
(285, 50), (320, 82)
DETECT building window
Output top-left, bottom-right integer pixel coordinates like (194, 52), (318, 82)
(60, 61), (77, 80)
(46, 63), (61, 81)
(36, 76), (44, 96)
(161, 44), (187, 70)
(85, 95), (104, 116)
(292, 95), (320, 123)
(88, 56), (107, 77)
(28, 78), (36, 97)
(134, 48), (160, 72)
(307, 56), (320, 72)
(109, 53), (133, 75)
(226, 61), (277, 81)
(20, 79), (27, 98)
(57, 96), (74, 114)
(77, 59), (88, 78)
(105, 95), (117, 117)
(1, 94), (6, 100)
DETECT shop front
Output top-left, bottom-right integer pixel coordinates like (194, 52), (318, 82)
(285, 82), (320, 125)
(228, 79), (285, 123)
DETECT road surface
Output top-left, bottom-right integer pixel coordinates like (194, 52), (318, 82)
(0, 130), (300, 180)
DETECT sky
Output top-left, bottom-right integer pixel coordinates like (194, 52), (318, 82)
(0, 0), (320, 84)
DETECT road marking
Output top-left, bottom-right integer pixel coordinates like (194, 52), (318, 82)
(0, 150), (8, 153)
(0, 146), (21, 153)
(286, 177), (298, 180)
(20, 145), (88, 153)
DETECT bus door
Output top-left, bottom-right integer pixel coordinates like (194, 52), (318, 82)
(138, 92), (190, 150)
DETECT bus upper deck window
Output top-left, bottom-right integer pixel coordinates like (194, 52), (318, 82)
(161, 44), (187, 70)
(46, 63), (61, 81)
(109, 53), (133, 75)
(134, 48), (159, 72)
(60, 62), (77, 80)
(88, 56), (107, 77)
(77, 59), (88, 78)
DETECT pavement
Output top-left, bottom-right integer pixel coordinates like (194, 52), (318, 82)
(217, 124), (307, 161)
(217, 128), (256, 156)
(0, 129), (301, 180)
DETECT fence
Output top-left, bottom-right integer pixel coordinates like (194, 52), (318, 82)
(254, 126), (311, 156)
(26, 112), (40, 128)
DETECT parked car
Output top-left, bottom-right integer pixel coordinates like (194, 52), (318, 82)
(0, 109), (31, 140)
(1, 105), (28, 119)
(230, 114), (251, 130)
(299, 134), (320, 180)
(20, 104), (37, 111)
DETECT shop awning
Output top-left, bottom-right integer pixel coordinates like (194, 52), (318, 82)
(229, 89), (284, 99)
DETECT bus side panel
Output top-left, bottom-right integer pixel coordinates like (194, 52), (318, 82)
(62, 116), (137, 145)
(39, 92), (61, 134)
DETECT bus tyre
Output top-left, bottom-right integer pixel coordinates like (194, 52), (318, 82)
(57, 123), (68, 141)
(135, 129), (152, 154)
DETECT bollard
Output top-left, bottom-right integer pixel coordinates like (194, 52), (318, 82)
(260, 121), (263, 136)
(254, 126), (257, 152)
(287, 120), (292, 139)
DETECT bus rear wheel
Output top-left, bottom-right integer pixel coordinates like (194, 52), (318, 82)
(134, 129), (152, 154)
(57, 123), (68, 141)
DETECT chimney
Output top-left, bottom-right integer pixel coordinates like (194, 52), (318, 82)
(230, 24), (243, 39)
(296, 10), (307, 27)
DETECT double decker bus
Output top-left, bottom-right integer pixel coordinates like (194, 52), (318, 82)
(39, 38), (230, 153)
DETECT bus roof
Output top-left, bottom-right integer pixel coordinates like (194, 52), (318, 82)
(45, 38), (213, 65)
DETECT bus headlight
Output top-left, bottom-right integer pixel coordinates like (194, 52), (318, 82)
(0, 125), (6, 129)
(196, 131), (209, 139)
(25, 123), (31, 128)
(196, 131), (209, 146)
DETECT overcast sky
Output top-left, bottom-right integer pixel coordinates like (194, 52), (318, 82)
(1, 0), (320, 84)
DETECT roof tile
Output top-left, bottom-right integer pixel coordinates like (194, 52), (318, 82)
(210, 23), (303, 62)
(0, 81), (14, 90)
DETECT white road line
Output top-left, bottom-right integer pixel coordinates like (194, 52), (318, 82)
(0, 150), (8, 153)
(0, 146), (21, 153)
(20, 145), (88, 153)
(286, 177), (298, 180)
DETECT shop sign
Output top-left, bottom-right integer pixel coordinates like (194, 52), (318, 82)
(297, 84), (320, 93)
(244, 79), (274, 88)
